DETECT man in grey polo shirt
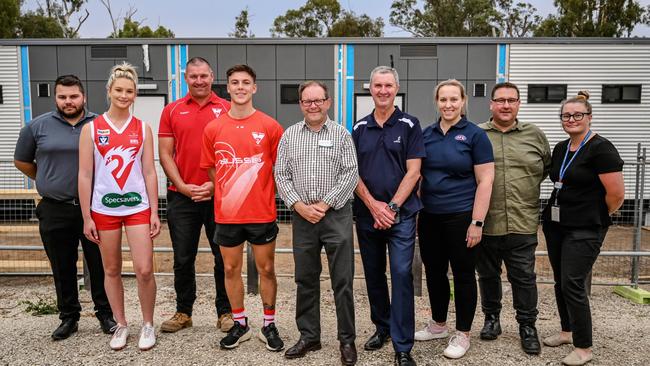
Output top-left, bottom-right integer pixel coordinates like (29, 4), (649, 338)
(14, 75), (115, 340)
(275, 81), (359, 365)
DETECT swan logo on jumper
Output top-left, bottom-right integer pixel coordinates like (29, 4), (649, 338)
(103, 146), (137, 190)
(252, 132), (265, 145)
(212, 108), (223, 118)
(455, 134), (467, 142)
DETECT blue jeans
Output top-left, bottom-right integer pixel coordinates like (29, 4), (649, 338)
(356, 214), (416, 353)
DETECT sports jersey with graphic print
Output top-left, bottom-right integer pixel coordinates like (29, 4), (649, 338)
(91, 114), (149, 216)
(200, 110), (283, 224)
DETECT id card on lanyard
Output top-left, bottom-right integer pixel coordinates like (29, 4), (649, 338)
(551, 130), (592, 222)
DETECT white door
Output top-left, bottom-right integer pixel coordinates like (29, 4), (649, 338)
(132, 95), (166, 196)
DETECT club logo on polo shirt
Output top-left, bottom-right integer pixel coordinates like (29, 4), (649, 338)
(455, 134), (467, 141)
(393, 136), (402, 144)
(212, 108), (223, 118)
(252, 132), (265, 145)
(98, 135), (109, 146)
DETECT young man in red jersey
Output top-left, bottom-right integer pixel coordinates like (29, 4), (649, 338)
(201, 64), (284, 352)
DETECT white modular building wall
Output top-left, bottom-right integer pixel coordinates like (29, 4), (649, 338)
(508, 43), (650, 197)
(0, 45), (24, 189)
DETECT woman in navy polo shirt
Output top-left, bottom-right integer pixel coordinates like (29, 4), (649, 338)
(541, 91), (624, 366)
(415, 79), (494, 359)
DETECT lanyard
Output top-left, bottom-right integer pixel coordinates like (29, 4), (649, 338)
(559, 130), (592, 183)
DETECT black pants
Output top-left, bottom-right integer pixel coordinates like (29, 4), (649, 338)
(418, 211), (476, 332)
(36, 199), (112, 321)
(542, 221), (607, 349)
(292, 203), (355, 344)
(166, 190), (230, 316)
(476, 234), (539, 325)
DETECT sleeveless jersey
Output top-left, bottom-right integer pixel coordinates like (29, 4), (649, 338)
(90, 114), (149, 216)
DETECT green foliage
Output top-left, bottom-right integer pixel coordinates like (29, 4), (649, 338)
(534, 0), (648, 37)
(109, 17), (174, 38)
(229, 7), (254, 38)
(20, 297), (58, 316)
(0, 0), (21, 38)
(271, 0), (383, 37)
(390, 0), (499, 37)
(494, 0), (541, 37)
(38, 0), (89, 38)
(18, 10), (65, 38)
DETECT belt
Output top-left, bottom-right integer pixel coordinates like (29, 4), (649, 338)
(43, 197), (80, 206)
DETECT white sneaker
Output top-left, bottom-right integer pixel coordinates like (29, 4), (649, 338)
(138, 323), (156, 351)
(109, 324), (129, 350)
(443, 332), (470, 359)
(415, 320), (449, 341)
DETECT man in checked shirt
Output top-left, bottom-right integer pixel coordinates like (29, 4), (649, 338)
(275, 81), (359, 366)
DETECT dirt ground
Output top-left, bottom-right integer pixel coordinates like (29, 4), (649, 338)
(0, 276), (648, 365)
(1, 223), (648, 283)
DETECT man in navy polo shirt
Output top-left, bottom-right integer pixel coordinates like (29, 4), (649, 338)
(352, 66), (425, 366)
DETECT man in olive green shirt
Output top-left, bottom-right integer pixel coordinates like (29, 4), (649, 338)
(477, 82), (551, 355)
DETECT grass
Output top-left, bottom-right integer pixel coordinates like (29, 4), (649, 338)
(20, 297), (58, 316)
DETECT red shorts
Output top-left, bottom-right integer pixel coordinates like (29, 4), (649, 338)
(91, 209), (151, 231)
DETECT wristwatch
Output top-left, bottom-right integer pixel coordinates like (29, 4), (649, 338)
(471, 219), (484, 227)
(388, 201), (400, 212)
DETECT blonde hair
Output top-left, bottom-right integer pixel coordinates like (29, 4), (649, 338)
(434, 79), (468, 116)
(561, 90), (592, 114)
(106, 62), (138, 93)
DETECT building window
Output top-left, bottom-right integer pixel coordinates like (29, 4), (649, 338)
(211, 84), (230, 101)
(90, 45), (127, 59)
(602, 85), (642, 104)
(527, 84), (567, 103)
(473, 83), (486, 97)
(37, 83), (50, 97)
(280, 84), (300, 104)
(0, 85), (3, 104)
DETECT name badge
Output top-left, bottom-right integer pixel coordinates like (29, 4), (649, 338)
(554, 182), (563, 190)
(318, 140), (333, 147)
(551, 205), (560, 222)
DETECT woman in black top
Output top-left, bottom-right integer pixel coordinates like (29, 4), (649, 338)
(541, 91), (624, 366)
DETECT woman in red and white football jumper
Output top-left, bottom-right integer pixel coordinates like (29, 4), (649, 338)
(78, 63), (159, 351)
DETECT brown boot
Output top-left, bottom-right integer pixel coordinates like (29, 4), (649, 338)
(161, 312), (192, 333)
(217, 313), (234, 332)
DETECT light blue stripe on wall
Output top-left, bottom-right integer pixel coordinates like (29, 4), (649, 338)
(20, 46), (31, 123)
(345, 44), (354, 132)
(337, 44), (343, 125)
(180, 45), (188, 97)
(497, 44), (507, 83)
(170, 45), (177, 101)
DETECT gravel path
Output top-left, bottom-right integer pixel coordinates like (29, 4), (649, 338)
(0, 276), (648, 365)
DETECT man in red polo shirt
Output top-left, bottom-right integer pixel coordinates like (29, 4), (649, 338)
(158, 57), (233, 333)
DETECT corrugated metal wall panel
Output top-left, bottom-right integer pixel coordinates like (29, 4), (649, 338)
(509, 44), (650, 197)
(0, 46), (24, 189)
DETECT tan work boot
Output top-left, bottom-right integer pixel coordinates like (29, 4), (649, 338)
(217, 313), (234, 332)
(161, 312), (192, 333)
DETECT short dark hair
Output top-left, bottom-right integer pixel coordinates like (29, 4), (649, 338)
(491, 82), (520, 100)
(186, 56), (211, 69)
(226, 64), (256, 82)
(55, 74), (85, 95)
(299, 81), (329, 100)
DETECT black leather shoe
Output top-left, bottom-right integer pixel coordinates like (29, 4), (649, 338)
(98, 315), (117, 334)
(519, 324), (541, 355)
(51, 319), (78, 340)
(284, 338), (322, 359)
(364, 330), (390, 351)
(340, 343), (357, 365)
(480, 313), (501, 340)
(394, 351), (416, 366)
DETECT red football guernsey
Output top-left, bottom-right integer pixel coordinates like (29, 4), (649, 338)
(158, 92), (230, 190)
(200, 110), (283, 224)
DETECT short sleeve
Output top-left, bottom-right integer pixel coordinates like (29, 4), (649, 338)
(158, 104), (173, 137)
(592, 139), (623, 174)
(269, 120), (284, 165)
(472, 129), (494, 165)
(200, 124), (215, 170)
(406, 118), (425, 159)
(14, 125), (36, 162)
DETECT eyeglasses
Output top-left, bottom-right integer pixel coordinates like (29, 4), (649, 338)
(492, 98), (519, 105)
(300, 99), (327, 107)
(560, 112), (591, 122)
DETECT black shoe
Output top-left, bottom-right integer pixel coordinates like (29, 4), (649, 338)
(364, 330), (390, 351)
(220, 319), (252, 349)
(284, 338), (322, 359)
(97, 315), (117, 334)
(258, 322), (284, 352)
(519, 324), (541, 355)
(340, 343), (357, 365)
(394, 351), (416, 366)
(51, 319), (78, 340)
(480, 313), (501, 340)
